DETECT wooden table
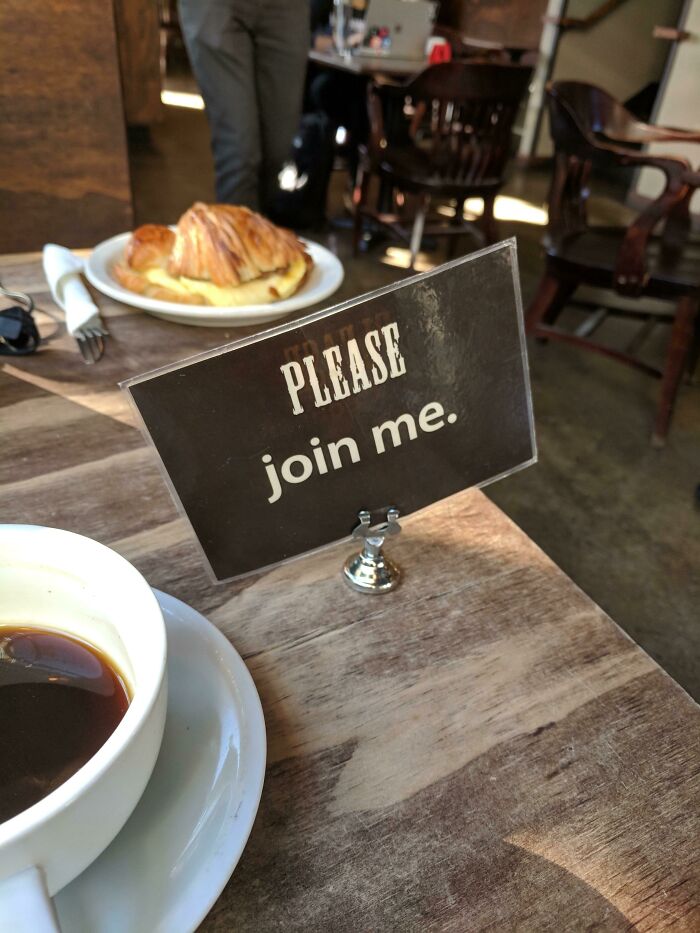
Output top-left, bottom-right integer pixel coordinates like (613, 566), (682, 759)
(2, 253), (700, 931)
(309, 47), (423, 77)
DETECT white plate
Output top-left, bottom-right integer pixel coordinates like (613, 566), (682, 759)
(55, 590), (266, 933)
(85, 232), (344, 327)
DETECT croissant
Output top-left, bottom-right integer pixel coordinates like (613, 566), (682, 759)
(113, 204), (312, 307)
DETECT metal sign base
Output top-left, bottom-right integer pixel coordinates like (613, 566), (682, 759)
(342, 508), (401, 594)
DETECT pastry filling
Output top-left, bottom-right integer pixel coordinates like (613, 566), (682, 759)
(142, 256), (308, 306)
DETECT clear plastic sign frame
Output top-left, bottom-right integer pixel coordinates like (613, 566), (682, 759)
(124, 239), (537, 583)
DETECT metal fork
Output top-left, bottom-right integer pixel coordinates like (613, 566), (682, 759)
(74, 323), (108, 364)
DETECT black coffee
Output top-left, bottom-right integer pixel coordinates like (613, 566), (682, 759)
(0, 625), (130, 824)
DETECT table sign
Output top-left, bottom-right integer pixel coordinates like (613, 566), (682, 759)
(124, 239), (536, 582)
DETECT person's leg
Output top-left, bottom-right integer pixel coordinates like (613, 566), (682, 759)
(309, 71), (338, 126)
(178, 0), (261, 207)
(253, 0), (310, 211)
(309, 70), (368, 182)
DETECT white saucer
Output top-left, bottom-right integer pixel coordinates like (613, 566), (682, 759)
(55, 590), (266, 932)
(85, 233), (344, 327)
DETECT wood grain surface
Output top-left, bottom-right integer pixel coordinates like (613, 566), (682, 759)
(0, 1), (133, 252)
(1, 254), (699, 931)
(114, 0), (162, 125)
(437, 0), (549, 51)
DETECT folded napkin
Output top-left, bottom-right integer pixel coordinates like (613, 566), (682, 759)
(42, 244), (104, 336)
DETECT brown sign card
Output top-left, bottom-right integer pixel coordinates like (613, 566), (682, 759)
(125, 240), (536, 581)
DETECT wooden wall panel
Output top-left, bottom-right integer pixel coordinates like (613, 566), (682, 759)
(0, 0), (133, 253)
(438, 0), (549, 50)
(114, 0), (162, 126)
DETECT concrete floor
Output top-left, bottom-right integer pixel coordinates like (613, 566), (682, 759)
(128, 102), (700, 699)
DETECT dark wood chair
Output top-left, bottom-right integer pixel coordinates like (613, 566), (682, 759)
(353, 61), (532, 267)
(526, 81), (700, 445)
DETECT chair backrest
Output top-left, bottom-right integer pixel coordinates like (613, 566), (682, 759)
(546, 81), (649, 162)
(549, 81), (629, 142)
(376, 61), (532, 188)
(545, 80), (645, 241)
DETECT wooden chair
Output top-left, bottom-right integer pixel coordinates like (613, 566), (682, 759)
(353, 61), (532, 267)
(526, 81), (700, 445)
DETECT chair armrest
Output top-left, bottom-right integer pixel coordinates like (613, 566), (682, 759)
(613, 147), (691, 176)
(661, 166), (700, 260)
(602, 120), (700, 147)
(618, 153), (691, 295)
(643, 124), (700, 144)
(596, 136), (690, 170)
(589, 142), (692, 296)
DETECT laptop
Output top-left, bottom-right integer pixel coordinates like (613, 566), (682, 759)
(353, 0), (437, 61)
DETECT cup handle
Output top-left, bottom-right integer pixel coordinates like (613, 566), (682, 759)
(0, 866), (61, 932)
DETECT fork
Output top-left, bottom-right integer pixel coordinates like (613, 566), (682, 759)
(74, 323), (108, 364)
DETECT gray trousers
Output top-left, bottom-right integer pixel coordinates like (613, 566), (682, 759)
(178, 0), (310, 210)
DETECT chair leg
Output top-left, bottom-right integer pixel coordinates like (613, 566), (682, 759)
(447, 198), (464, 259)
(525, 272), (577, 335)
(447, 198), (465, 260)
(651, 295), (698, 446)
(686, 314), (700, 384)
(352, 162), (370, 257)
(480, 194), (498, 245)
(409, 194), (429, 269)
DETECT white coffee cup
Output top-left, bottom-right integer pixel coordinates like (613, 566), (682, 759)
(0, 525), (168, 932)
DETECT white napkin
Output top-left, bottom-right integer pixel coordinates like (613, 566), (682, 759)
(42, 244), (103, 336)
